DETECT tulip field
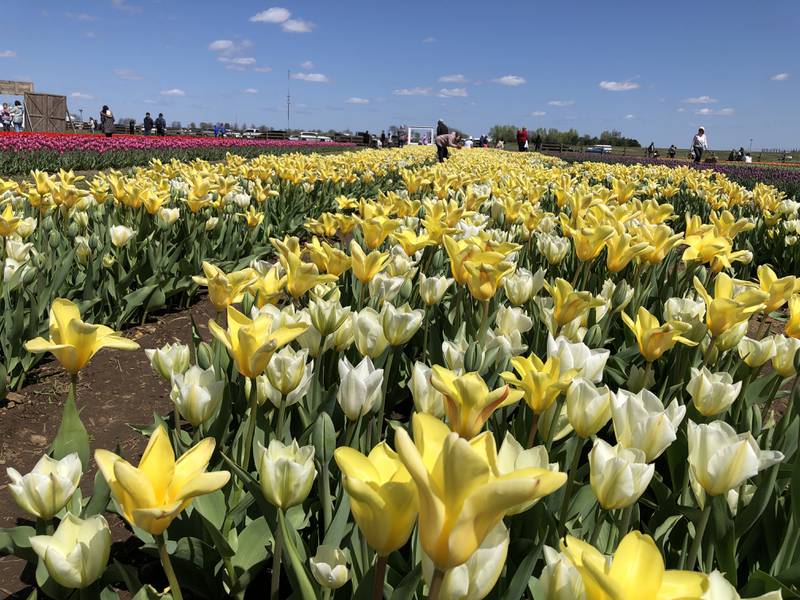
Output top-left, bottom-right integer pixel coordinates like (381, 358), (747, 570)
(2, 145), (800, 599)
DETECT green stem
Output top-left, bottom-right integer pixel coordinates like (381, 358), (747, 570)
(372, 554), (388, 600)
(156, 534), (183, 600)
(223, 555), (241, 597)
(276, 394), (288, 442)
(589, 504), (604, 547)
(271, 514), (284, 600)
(617, 505), (633, 541)
(70, 373), (78, 404)
(428, 569), (445, 600)
(319, 462), (333, 534)
(686, 501), (712, 570)
(558, 437), (585, 526)
(701, 337), (716, 368)
(478, 300), (490, 346)
(732, 368), (756, 426)
(422, 307), (430, 363)
(527, 412), (539, 448)
(242, 377), (259, 470)
(375, 350), (395, 442)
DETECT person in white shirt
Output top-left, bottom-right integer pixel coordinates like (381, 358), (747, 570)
(691, 127), (708, 163)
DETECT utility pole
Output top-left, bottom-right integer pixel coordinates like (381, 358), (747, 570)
(749, 138), (753, 153)
(287, 69), (291, 134)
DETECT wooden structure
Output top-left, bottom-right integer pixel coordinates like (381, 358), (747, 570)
(0, 80), (34, 95)
(23, 93), (69, 133)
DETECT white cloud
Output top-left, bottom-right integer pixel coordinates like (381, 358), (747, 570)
(209, 39), (234, 51)
(677, 107), (687, 112)
(301, 60), (314, 70)
(695, 107), (735, 116)
(684, 95), (718, 104)
(143, 99), (157, 105)
(114, 68), (142, 80)
(244, 88), (259, 94)
(111, 0), (141, 13)
(548, 100), (574, 107)
(70, 92), (94, 99)
(422, 36), (436, 43)
(599, 80), (640, 92)
(228, 57), (256, 65)
(624, 114), (635, 119)
(282, 19), (314, 32)
(439, 74), (467, 83)
(250, 7), (290, 23)
(0, 50), (17, 58)
(531, 111), (546, 116)
(161, 88), (186, 97)
(493, 75), (526, 86)
(254, 66), (273, 73)
(346, 97), (370, 104)
(438, 87), (468, 97)
(771, 72), (789, 81)
(66, 12), (98, 21)
(393, 87), (432, 96)
(292, 72), (329, 83)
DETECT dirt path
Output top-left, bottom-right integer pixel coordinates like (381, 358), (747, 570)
(0, 298), (217, 596)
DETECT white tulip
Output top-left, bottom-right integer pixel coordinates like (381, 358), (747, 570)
(309, 545), (350, 589)
(157, 207), (180, 226)
(611, 389), (685, 462)
(381, 302), (424, 346)
(267, 346), (313, 399)
(368, 271), (405, 305)
(772, 334), (800, 378)
(7, 453), (82, 519)
(257, 439), (317, 509)
(702, 570), (782, 599)
(540, 546), (586, 600)
(352, 308), (389, 358)
(495, 306), (533, 337)
(497, 432), (558, 514)
(109, 225), (135, 248)
(204, 217), (219, 231)
(15, 216), (37, 238)
(5, 238), (32, 262)
(170, 365), (224, 427)
(547, 335), (609, 383)
(688, 420), (783, 497)
(716, 320), (748, 352)
(503, 267), (537, 305)
(419, 274), (453, 305)
(30, 513), (111, 589)
(566, 378), (612, 438)
(309, 297), (350, 337)
(589, 439), (654, 509)
(145, 343), (191, 381)
(737, 336), (777, 368)
(537, 234), (570, 265)
(408, 362), (445, 418)
(686, 367), (741, 417)
(422, 522), (509, 600)
(337, 356), (384, 421)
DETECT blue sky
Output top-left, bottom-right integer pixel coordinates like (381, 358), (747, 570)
(3, 0), (798, 148)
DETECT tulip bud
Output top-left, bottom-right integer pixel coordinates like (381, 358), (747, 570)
(381, 302), (424, 346)
(324, 316), (354, 353)
(48, 234), (60, 250)
(205, 217), (219, 231)
(309, 545), (350, 589)
(540, 546), (586, 600)
(419, 274), (453, 305)
(464, 341), (484, 373)
(67, 222), (79, 239)
(626, 364), (655, 393)
(257, 439), (317, 509)
(145, 343), (191, 381)
(170, 366), (224, 427)
(102, 253), (115, 268)
(337, 357), (383, 421)
(312, 413), (336, 464)
(688, 420), (783, 496)
(408, 361), (445, 418)
(7, 453), (82, 519)
(610, 280), (634, 313)
(589, 439), (654, 509)
(158, 207), (180, 226)
(30, 514), (111, 589)
(72, 211), (89, 230)
(686, 367), (741, 416)
(196, 341), (213, 370)
(22, 267), (37, 286)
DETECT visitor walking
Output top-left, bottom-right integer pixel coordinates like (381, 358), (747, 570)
(380, 130), (386, 147)
(143, 112), (154, 135)
(156, 113), (166, 136)
(214, 124), (219, 137)
(435, 131), (460, 162)
(691, 127), (708, 163)
(517, 127), (528, 151)
(436, 120), (449, 136)
(668, 144), (677, 158)
(10, 101), (24, 132)
(534, 133), (542, 151)
(100, 105), (115, 137)
(1, 103), (11, 131)
(129, 120), (135, 134)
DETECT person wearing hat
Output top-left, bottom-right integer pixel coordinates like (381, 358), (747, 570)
(691, 127), (708, 163)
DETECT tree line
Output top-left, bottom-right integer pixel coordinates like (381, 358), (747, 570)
(488, 125), (641, 148)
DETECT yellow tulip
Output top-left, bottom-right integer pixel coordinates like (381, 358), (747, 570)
(463, 260), (515, 302)
(431, 366), (523, 439)
(501, 354), (576, 413)
(334, 442), (418, 555)
(279, 251), (338, 299)
(95, 426), (230, 534)
(243, 206), (264, 228)
(560, 531), (707, 600)
(693, 274), (767, 339)
(209, 306), (307, 379)
(360, 216), (400, 249)
(350, 239), (388, 284)
(247, 267), (286, 308)
(305, 238), (352, 276)
(788, 295), (800, 339)
(443, 236), (481, 285)
(0, 204), (20, 237)
(25, 298), (139, 374)
(31, 169), (54, 195)
(562, 222), (615, 262)
(757, 265), (796, 313)
(605, 231), (649, 273)
(395, 413), (566, 570)
(545, 278), (604, 328)
(192, 261), (257, 313)
(391, 229), (436, 255)
(621, 306), (697, 362)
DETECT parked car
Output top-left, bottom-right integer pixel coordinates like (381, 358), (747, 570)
(242, 129), (263, 139)
(586, 145), (613, 154)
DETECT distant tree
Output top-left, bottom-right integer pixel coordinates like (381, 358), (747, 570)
(171, 121), (182, 129)
(188, 122), (197, 130)
(223, 122), (231, 130)
(489, 125), (518, 143)
(258, 125), (268, 132)
(199, 122), (212, 130)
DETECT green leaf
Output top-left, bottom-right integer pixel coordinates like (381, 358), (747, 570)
(277, 509), (319, 600)
(500, 540), (542, 600)
(390, 563), (422, 600)
(50, 382), (91, 469)
(83, 469), (111, 518)
(322, 491), (351, 548)
(0, 526), (37, 561)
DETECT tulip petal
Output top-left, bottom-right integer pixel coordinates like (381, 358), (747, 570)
(607, 532), (664, 599)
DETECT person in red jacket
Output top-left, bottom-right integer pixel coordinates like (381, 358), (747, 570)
(517, 127), (528, 152)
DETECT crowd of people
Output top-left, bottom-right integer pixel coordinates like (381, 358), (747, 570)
(1, 101), (25, 132)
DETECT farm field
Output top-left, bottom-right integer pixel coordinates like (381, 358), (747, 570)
(1, 145), (799, 599)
